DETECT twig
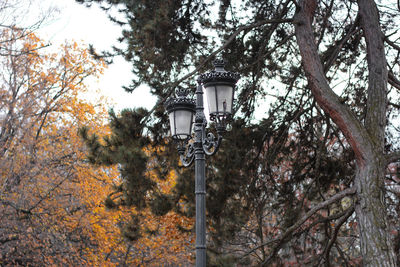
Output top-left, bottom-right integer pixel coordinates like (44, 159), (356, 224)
(386, 150), (400, 164)
(323, 205), (355, 265)
(388, 71), (400, 91)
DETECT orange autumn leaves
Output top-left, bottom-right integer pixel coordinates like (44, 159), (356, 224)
(0, 29), (193, 265)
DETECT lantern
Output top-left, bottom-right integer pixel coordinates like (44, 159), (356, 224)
(198, 59), (240, 123)
(165, 88), (196, 140)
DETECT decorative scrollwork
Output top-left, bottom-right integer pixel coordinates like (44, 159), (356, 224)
(197, 59), (240, 85)
(198, 70), (240, 84)
(202, 131), (222, 156)
(165, 92), (196, 109)
(178, 141), (195, 167)
(209, 113), (232, 134)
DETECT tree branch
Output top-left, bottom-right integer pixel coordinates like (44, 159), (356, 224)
(359, 0), (388, 152)
(385, 35), (400, 52)
(261, 187), (356, 265)
(388, 71), (400, 91)
(386, 150), (400, 164)
(0, 235), (19, 244)
(242, 187), (356, 264)
(323, 205), (355, 265)
(389, 102), (400, 109)
(293, 0), (372, 164)
(323, 15), (360, 73)
(295, 203), (354, 236)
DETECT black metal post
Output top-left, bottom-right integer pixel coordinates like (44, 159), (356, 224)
(194, 82), (206, 267)
(166, 59), (239, 266)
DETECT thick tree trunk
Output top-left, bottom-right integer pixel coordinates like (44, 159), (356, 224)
(354, 155), (396, 266)
(354, 0), (396, 265)
(294, 0), (397, 265)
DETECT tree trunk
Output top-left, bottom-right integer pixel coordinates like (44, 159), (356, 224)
(354, 155), (396, 266)
(294, 0), (397, 265)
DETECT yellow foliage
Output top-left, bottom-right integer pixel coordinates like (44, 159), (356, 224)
(0, 29), (193, 266)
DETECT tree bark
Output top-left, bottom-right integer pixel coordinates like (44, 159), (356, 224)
(293, 0), (397, 265)
(355, 157), (396, 266)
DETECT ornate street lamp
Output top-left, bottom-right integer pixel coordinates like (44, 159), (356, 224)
(165, 59), (240, 267)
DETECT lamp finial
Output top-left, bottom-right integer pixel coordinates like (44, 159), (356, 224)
(176, 88), (189, 98)
(213, 58), (225, 71)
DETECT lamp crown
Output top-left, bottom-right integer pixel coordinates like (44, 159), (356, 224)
(198, 59), (240, 85)
(165, 88), (196, 113)
(213, 58), (225, 71)
(176, 88), (189, 98)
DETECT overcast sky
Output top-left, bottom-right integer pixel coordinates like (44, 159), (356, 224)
(34, 0), (156, 111)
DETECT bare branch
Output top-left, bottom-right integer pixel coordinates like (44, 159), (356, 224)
(0, 235), (19, 244)
(389, 102), (400, 109)
(243, 187), (356, 264)
(295, 203), (354, 235)
(323, 205), (355, 265)
(388, 71), (400, 91)
(385, 36), (400, 51)
(386, 150), (400, 164)
(261, 187), (356, 265)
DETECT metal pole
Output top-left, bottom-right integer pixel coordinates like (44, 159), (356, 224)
(194, 82), (206, 267)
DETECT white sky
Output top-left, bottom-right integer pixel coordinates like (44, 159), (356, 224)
(34, 0), (156, 111)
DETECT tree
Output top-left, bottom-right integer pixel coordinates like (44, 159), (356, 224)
(0, 27), (121, 265)
(293, 1), (397, 265)
(0, 26), (195, 265)
(78, 0), (400, 265)
(0, 26), (113, 265)
(0, 0), (56, 51)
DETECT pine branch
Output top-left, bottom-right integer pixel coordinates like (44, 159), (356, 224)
(322, 15), (360, 73)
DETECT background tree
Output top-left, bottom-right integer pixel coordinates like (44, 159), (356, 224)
(78, 0), (400, 265)
(0, 26), (109, 265)
(0, 26), (195, 265)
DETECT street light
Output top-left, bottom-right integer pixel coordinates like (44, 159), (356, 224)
(165, 59), (240, 267)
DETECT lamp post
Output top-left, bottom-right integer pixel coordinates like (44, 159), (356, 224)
(165, 59), (240, 267)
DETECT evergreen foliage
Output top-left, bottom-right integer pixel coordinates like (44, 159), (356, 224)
(80, 109), (154, 210)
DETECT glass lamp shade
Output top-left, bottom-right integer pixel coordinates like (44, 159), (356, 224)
(165, 89), (196, 140)
(204, 82), (234, 116)
(168, 109), (195, 140)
